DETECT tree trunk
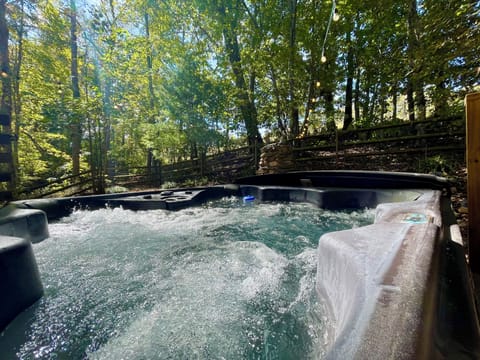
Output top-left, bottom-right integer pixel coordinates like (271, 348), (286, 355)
(219, 1), (262, 151)
(354, 69), (360, 122)
(0, 0), (9, 111)
(407, 79), (415, 122)
(433, 74), (448, 117)
(380, 93), (386, 123)
(145, 13), (156, 111)
(70, 0), (82, 176)
(407, 0), (426, 122)
(0, 0), (16, 195)
(369, 83), (379, 123)
(300, 0), (321, 137)
(103, 78), (113, 177)
(288, 0), (299, 137)
(145, 11), (156, 173)
(416, 83), (426, 121)
(324, 90), (335, 131)
(392, 83), (398, 121)
(363, 83), (370, 123)
(301, 73), (316, 136)
(343, 30), (354, 130)
(11, 0), (25, 190)
(269, 67), (287, 135)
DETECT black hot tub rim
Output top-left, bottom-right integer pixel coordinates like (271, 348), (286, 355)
(0, 170), (478, 360)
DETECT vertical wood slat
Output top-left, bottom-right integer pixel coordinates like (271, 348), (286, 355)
(466, 93), (480, 273)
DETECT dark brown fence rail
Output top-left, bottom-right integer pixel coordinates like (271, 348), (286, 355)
(291, 116), (465, 172)
(160, 146), (255, 184)
(17, 116), (466, 199)
(17, 170), (97, 199)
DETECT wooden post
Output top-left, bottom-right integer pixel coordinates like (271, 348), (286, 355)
(466, 93), (480, 272)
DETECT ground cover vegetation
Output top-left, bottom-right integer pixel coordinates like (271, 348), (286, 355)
(0, 0), (478, 192)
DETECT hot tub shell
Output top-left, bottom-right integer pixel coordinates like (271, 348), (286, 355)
(1, 171), (479, 358)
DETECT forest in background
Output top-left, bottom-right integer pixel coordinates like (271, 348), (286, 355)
(0, 0), (479, 192)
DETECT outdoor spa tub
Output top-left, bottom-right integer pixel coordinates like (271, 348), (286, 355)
(0, 171), (479, 359)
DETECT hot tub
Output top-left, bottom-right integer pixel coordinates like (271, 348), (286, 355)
(0, 171), (479, 359)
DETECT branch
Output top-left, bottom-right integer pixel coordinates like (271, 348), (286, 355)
(20, 129), (48, 157)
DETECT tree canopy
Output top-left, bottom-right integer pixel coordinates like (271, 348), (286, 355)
(0, 0), (478, 189)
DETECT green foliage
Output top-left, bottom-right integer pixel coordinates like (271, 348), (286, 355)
(181, 176), (209, 188)
(4, 0), (478, 193)
(161, 181), (178, 189)
(17, 127), (91, 189)
(141, 120), (187, 162)
(106, 185), (129, 193)
(418, 155), (453, 176)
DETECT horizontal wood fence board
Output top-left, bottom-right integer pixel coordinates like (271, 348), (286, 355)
(19, 174), (92, 194)
(295, 145), (466, 162)
(115, 179), (152, 187)
(162, 163), (198, 171)
(342, 131), (465, 145)
(112, 174), (150, 179)
(24, 117), (465, 199)
(343, 117), (462, 133)
(294, 145), (337, 152)
(203, 167), (248, 177)
(38, 178), (93, 198)
(205, 148), (251, 159)
(211, 162), (252, 169)
(162, 167), (197, 174)
(68, 186), (94, 197)
(208, 155), (253, 165)
(295, 117), (463, 144)
(293, 132), (465, 153)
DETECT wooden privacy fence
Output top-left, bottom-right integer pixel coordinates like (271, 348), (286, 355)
(17, 170), (98, 199)
(108, 146), (256, 189)
(143, 115), (465, 187)
(160, 146), (256, 184)
(290, 116), (465, 172)
(16, 146), (256, 198)
(18, 116), (466, 199)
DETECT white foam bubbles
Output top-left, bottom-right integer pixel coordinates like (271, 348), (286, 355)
(9, 200), (374, 359)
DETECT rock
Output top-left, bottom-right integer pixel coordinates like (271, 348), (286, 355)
(256, 142), (296, 175)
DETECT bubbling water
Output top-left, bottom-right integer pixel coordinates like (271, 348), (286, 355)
(8, 198), (374, 359)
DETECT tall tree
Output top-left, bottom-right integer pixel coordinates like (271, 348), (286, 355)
(69, 0), (82, 176)
(407, 0), (426, 122)
(343, 25), (354, 130)
(3, 0), (478, 192)
(288, 0), (299, 137)
(10, 0), (30, 182)
(217, 0), (262, 149)
(144, 10), (155, 171)
(0, 0), (9, 110)
(0, 0), (16, 194)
